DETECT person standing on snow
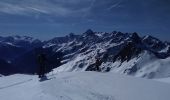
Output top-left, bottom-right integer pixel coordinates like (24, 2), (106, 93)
(95, 58), (102, 71)
(37, 53), (47, 78)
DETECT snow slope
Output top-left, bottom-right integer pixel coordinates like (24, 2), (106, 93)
(101, 51), (170, 78)
(0, 72), (170, 100)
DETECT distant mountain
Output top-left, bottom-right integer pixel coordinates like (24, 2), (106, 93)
(0, 35), (42, 60)
(0, 36), (44, 75)
(0, 31), (170, 78)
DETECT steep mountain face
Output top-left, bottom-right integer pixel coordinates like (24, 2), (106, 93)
(44, 30), (170, 79)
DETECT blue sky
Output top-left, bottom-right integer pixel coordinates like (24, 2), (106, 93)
(0, 0), (169, 41)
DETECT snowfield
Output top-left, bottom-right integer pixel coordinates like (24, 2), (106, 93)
(155, 77), (170, 84)
(0, 72), (170, 100)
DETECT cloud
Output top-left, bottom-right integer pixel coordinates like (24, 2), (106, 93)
(0, 0), (95, 18)
(107, 1), (123, 10)
(0, 2), (29, 15)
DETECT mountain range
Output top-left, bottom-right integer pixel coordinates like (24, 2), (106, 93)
(0, 30), (170, 78)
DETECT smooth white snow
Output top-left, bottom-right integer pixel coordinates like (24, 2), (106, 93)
(0, 72), (170, 100)
(155, 77), (170, 84)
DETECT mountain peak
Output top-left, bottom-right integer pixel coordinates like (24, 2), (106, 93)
(131, 32), (141, 43)
(68, 33), (76, 38)
(69, 33), (75, 36)
(142, 35), (162, 45)
(142, 35), (160, 42)
(131, 32), (139, 38)
(83, 29), (94, 36)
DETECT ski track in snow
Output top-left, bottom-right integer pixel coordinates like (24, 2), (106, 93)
(0, 79), (32, 90)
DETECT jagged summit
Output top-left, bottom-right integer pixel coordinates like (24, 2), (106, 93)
(142, 35), (167, 51)
(83, 29), (95, 36)
(130, 32), (141, 43)
(68, 33), (75, 37)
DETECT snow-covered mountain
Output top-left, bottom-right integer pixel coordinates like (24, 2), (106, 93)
(0, 30), (170, 78)
(0, 35), (42, 60)
(0, 35), (42, 48)
(44, 29), (170, 79)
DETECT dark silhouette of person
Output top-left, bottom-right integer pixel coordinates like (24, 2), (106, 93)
(37, 53), (47, 78)
(95, 58), (102, 71)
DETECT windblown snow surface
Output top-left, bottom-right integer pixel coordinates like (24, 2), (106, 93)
(0, 72), (170, 100)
